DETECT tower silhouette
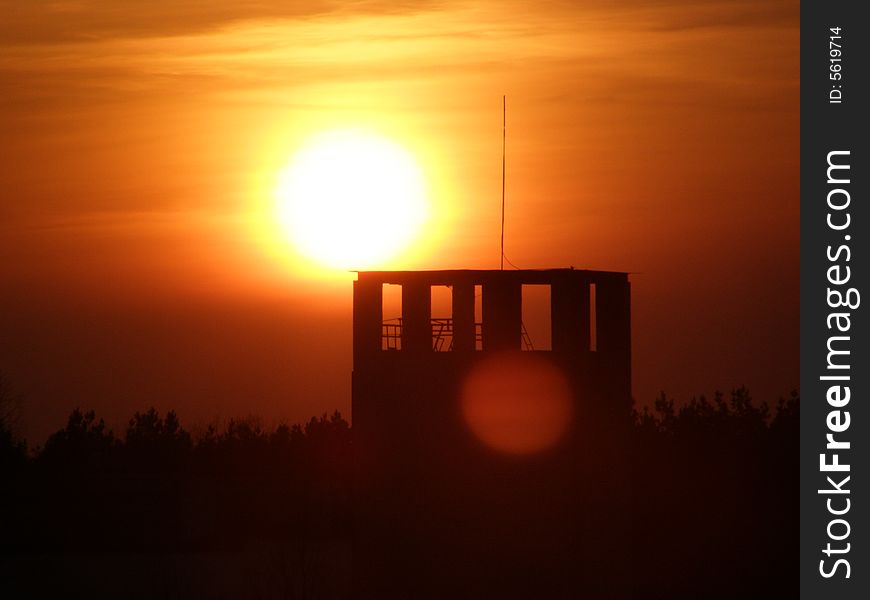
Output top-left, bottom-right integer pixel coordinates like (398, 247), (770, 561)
(353, 268), (631, 597)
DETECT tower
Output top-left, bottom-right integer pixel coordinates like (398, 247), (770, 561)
(353, 268), (631, 597)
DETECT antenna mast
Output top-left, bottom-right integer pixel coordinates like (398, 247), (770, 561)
(500, 95), (506, 270)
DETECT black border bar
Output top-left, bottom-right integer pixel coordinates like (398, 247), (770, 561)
(801, 2), (868, 596)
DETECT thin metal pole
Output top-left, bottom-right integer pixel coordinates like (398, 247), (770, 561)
(500, 95), (506, 270)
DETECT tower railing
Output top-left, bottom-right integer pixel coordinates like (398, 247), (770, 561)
(381, 318), (531, 351)
(382, 318), (402, 350)
(431, 318), (453, 351)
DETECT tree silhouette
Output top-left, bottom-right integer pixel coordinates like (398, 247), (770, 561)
(0, 392), (795, 599)
(125, 407), (192, 470)
(631, 388), (799, 599)
(0, 371), (26, 470)
(39, 408), (116, 471)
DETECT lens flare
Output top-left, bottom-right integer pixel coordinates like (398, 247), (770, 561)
(460, 353), (573, 455)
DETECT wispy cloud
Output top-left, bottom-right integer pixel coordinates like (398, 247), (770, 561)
(0, 0), (798, 48)
(0, 1), (444, 46)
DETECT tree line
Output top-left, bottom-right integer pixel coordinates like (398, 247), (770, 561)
(0, 384), (797, 598)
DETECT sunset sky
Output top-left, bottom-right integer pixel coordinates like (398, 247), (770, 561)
(0, 0), (799, 443)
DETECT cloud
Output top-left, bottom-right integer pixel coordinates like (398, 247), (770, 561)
(0, 0), (799, 48)
(0, 0), (440, 46)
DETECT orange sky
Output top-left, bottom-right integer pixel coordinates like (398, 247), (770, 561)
(0, 1), (799, 442)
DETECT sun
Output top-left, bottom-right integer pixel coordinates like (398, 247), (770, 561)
(274, 130), (429, 270)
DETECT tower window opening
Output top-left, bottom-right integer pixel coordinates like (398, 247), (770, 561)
(431, 285), (453, 351)
(474, 285), (483, 351)
(521, 285), (552, 351)
(382, 283), (402, 351)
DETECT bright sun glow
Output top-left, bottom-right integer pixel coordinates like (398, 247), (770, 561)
(275, 130), (429, 270)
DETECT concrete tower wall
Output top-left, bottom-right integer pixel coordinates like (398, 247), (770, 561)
(352, 269), (631, 598)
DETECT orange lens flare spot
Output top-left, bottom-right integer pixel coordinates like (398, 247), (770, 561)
(460, 353), (573, 455)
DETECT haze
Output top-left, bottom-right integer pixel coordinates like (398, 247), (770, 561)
(0, 0), (799, 443)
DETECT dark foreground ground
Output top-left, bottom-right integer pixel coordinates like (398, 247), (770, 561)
(1, 389), (797, 598)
